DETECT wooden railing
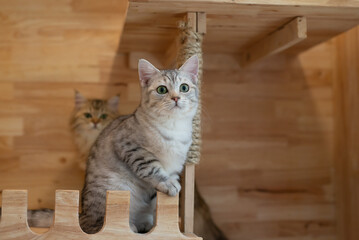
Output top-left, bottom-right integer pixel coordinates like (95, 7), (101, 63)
(0, 190), (201, 240)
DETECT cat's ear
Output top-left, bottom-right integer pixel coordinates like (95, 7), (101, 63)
(108, 95), (120, 113)
(74, 90), (87, 109)
(138, 59), (160, 87)
(179, 55), (199, 80)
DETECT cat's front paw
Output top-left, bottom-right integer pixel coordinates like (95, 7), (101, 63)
(156, 177), (181, 196)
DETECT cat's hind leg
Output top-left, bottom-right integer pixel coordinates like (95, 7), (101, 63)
(129, 193), (156, 233)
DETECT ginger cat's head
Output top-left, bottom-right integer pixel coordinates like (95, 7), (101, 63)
(70, 91), (119, 133)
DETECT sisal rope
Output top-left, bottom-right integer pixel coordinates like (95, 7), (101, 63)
(177, 21), (204, 165)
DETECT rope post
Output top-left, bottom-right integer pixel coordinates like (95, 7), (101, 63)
(177, 12), (206, 234)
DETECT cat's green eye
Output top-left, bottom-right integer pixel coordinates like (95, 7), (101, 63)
(156, 85), (168, 94)
(84, 113), (92, 118)
(180, 83), (189, 92)
(100, 114), (108, 120)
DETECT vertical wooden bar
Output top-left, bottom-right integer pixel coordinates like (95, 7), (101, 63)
(0, 190), (35, 239)
(102, 191), (132, 233)
(180, 164), (196, 233)
(53, 190), (83, 235)
(155, 192), (180, 233)
(334, 27), (359, 240)
(178, 12), (206, 234)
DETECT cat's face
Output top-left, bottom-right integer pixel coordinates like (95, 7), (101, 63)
(71, 92), (119, 131)
(138, 55), (199, 119)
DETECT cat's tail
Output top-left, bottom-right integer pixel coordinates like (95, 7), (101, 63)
(0, 208), (54, 228)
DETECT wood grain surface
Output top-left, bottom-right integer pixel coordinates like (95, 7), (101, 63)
(120, 0), (359, 59)
(333, 27), (359, 240)
(0, 0), (358, 239)
(0, 190), (200, 239)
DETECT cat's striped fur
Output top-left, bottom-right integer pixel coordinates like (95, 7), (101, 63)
(79, 55), (199, 233)
(0, 55), (228, 239)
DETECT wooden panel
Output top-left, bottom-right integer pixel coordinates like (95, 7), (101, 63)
(0, 190), (200, 240)
(0, 0), (133, 210)
(0, 118), (23, 136)
(119, 0), (359, 59)
(197, 40), (337, 240)
(0, 0), (129, 83)
(0, 0), (354, 239)
(334, 27), (359, 240)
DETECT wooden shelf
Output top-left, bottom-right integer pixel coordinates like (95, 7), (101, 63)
(119, 0), (359, 64)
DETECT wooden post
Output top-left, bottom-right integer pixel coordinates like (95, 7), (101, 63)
(180, 163), (196, 233)
(179, 12), (206, 234)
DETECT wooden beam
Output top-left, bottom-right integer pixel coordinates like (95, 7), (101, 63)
(240, 16), (307, 67)
(180, 163), (195, 234)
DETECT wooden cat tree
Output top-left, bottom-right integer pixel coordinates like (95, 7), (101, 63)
(1, 0), (359, 239)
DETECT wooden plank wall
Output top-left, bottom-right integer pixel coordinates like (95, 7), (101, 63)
(334, 27), (359, 240)
(0, 1), (357, 239)
(198, 43), (337, 240)
(0, 0), (130, 209)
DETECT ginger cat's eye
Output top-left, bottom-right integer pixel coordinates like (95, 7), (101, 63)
(156, 85), (168, 94)
(180, 83), (189, 92)
(84, 113), (92, 118)
(100, 114), (108, 120)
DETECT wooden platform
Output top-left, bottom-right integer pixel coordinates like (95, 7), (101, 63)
(120, 0), (359, 65)
(0, 190), (201, 240)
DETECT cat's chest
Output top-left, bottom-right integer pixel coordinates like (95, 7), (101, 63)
(155, 128), (192, 174)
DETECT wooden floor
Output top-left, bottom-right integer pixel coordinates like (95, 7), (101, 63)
(0, 1), (358, 239)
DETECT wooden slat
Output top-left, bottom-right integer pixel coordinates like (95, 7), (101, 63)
(334, 27), (359, 240)
(180, 164), (195, 234)
(128, 0), (359, 8)
(0, 190), (200, 240)
(0, 83), (14, 100)
(154, 192), (181, 233)
(0, 118), (24, 136)
(0, 190), (34, 239)
(164, 38), (179, 68)
(128, 52), (164, 70)
(102, 191), (132, 233)
(240, 17), (307, 66)
(53, 190), (82, 231)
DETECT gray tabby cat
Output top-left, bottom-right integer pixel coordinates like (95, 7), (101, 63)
(70, 91), (120, 170)
(80, 55), (199, 233)
(0, 55), (228, 239)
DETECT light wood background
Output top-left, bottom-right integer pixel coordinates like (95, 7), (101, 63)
(334, 27), (359, 240)
(0, 1), (358, 240)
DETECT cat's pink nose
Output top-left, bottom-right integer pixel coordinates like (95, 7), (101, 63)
(92, 118), (100, 124)
(171, 97), (180, 102)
